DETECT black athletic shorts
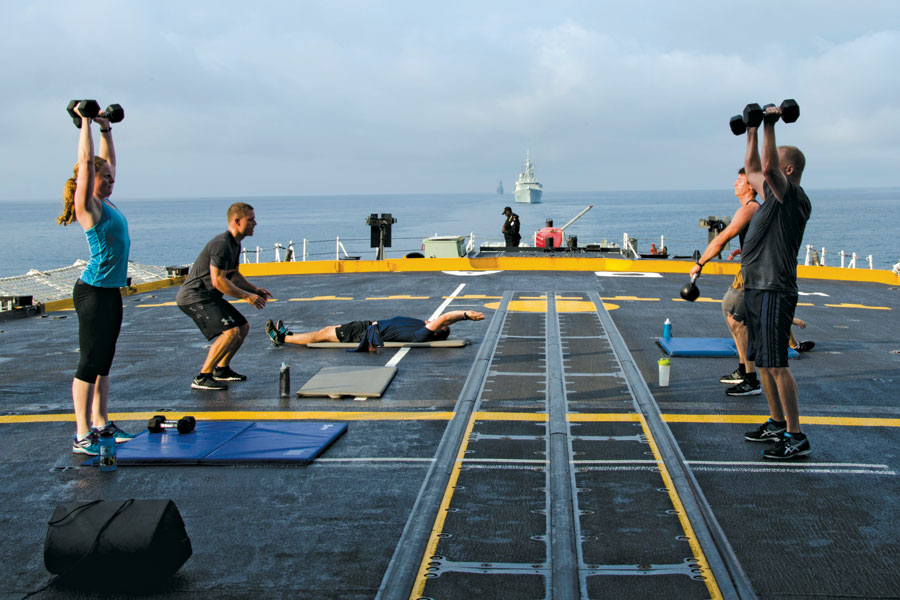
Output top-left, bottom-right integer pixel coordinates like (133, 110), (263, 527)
(178, 297), (248, 341)
(335, 320), (373, 343)
(744, 289), (797, 368)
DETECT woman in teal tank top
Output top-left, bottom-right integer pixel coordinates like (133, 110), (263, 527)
(57, 103), (135, 456)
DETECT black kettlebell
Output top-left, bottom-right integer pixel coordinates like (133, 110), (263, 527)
(680, 275), (700, 302)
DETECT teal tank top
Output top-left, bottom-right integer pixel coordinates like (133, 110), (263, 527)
(81, 200), (131, 287)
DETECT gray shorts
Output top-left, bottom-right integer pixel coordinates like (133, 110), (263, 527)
(721, 286), (746, 323)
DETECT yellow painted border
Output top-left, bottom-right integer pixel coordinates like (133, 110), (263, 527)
(410, 414), (478, 599)
(42, 276), (185, 313)
(5, 411), (900, 427)
(0, 411), (455, 424)
(37, 258), (897, 314)
(637, 414), (722, 598)
(236, 257), (900, 286)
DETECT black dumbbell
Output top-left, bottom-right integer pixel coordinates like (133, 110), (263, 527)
(680, 275), (700, 302)
(729, 99), (799, 135)
(66, 100), (125, 128)
(147, 415), (196, 434)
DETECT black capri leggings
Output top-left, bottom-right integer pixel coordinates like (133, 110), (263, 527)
(73, 279), (123, 382)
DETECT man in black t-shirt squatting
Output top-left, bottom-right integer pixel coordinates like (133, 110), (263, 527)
(176, 202), (272, 391)
(740, 104), (812, 459)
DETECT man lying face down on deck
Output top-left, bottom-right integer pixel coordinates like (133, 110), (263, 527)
(266, 310), (485, 352)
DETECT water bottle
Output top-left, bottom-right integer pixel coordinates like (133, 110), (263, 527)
(663, 318), (672, 340)
(98, 430), (117, 472)
(658, 358), (671, 387)
(279, 363), (291, 399)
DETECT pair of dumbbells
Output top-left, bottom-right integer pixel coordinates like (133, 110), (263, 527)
(66, 99), (125, 128)
(147, 415), (196, 434)
(729, 99), (799, 135)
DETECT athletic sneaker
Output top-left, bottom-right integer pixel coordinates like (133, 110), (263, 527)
(744, 419), (787, 443)
(797, 341), (815, 352)
(276, 320), (292, 336)
(95, 421), (136, 443)
(213, 366), (247, 381)
(726, 380), (762, 396)
(720, 368), (744, 384)
(191, 373), (228, 391)
(266, 319), (285, 347)
(762, 433), (811, 460)
(72, 431), (100, 456)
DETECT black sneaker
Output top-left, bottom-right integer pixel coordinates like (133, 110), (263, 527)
(266, 320), (285, 347)
(744, 419), (786, 443)
(797, 341), (815, 352)
(720, 368), (744, 384)
(191, 373), (228, 390)
(726, 379), (762, 396)
(213, 366), (247, 381)
(276, 320), (292, 336)
(762, 433), (811, 460)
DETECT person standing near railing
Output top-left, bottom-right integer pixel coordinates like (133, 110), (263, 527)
(58, 103), (135, 456)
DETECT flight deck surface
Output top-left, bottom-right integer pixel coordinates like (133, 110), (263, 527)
(1, 266), (898, 599)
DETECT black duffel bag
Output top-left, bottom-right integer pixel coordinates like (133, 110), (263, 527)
(44, 499), (192, 584)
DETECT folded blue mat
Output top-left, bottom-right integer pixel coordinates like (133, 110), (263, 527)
(84, 421), (347, 466)
(659, 337), (798, 358)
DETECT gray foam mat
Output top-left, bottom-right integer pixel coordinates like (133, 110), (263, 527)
(296, 366), (398, 398)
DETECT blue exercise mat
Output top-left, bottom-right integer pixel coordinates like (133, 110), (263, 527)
(203, 422), (348, 464)
(84, 421), (347, 466)
(658, 337), (798, 358)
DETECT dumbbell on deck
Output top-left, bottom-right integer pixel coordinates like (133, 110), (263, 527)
(147, 415), (196, 434)
(729, 99), (799, 135)
(66, 99), (125, 129)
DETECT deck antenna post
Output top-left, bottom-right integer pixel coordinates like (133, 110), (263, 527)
(366, 213), (397, 261)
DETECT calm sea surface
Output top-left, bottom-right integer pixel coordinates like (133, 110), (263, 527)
(2, 188), (898, 278)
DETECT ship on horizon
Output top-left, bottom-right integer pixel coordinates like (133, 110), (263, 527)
(514, 151), (542, 203)
(496, 179), (504, 195)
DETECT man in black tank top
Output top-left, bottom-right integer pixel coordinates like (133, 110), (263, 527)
(740, 105), (812, 460)
(689, 168), (761, 396)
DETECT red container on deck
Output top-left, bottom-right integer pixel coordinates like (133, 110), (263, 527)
(535, 227), (563, 248)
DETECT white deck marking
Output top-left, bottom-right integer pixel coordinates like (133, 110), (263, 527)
(595, 271), (663, 278)
(443, 271), (501, 276)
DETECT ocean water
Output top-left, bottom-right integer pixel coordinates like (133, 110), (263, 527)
(2, 188), (898, 278)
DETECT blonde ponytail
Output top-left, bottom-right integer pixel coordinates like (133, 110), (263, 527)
(57, 156), (108, 226)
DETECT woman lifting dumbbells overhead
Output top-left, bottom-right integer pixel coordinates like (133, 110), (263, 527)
(58, 99), (135, 456)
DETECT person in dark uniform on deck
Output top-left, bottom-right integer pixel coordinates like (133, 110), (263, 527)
(740, 104), (812, 459)
(265, 310), (485, 351)
(177, 203), (272, 390)
(690, 168), (761, 397)
(501, 206), (521, 247)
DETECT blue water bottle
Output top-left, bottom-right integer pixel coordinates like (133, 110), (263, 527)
(98, 430), (117, 472)
(663, 318), (672, 340)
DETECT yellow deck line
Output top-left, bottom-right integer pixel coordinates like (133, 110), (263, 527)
(637, 414), (722, 599)
(824, 303), (891, 310)
(4, 411), (900, 428)
(410, 414), (478, 599)
(236, 256), (900, 286)
(289, 296), (353, 301)
(0, 411), (455, 424)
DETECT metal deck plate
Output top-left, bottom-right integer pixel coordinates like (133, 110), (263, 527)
(296, 365), (397, 398)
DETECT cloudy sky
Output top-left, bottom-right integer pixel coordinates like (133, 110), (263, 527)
(2, 1), (899, 200)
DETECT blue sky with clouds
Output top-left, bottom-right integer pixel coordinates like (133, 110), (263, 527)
(2, 1), (899, 200)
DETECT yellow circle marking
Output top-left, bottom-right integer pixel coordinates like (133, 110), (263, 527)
(484, 300), (619, 312)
